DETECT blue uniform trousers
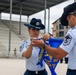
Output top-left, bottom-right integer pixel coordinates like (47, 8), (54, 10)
(24, 69), (48, 75)
(66, 69), (76, 75)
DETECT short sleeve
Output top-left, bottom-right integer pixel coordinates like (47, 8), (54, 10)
(60, 32), (76, 53)
(19, 41), (27, 55)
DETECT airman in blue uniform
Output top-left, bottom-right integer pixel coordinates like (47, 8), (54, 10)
(20, 18), (48, 75)
(31, 2), (76, 75)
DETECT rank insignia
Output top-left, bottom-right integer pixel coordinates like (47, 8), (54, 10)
(63, 34), (72, 46)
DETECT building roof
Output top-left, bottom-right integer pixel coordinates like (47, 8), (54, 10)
(52, 18), (60, 24)
(0, 0), (68, 16)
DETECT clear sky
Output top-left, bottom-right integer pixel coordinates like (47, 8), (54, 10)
(1, 0), (75, 33)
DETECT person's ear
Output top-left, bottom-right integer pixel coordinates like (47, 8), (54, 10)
(71, 15), (75, 21)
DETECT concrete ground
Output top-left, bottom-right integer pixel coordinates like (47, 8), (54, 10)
(0, 58), (67, 75)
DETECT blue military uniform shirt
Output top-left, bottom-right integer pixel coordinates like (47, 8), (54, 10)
(20, 39), (45, 71)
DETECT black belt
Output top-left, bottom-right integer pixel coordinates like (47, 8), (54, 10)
(68, 68), (76, 71)
(27, 69), (45, 74)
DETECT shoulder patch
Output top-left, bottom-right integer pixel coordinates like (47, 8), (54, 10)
(20, 44), (24, 52)
(63, 34), (72, 46)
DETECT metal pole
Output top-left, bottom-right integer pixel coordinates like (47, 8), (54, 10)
(48, 8), (50, 33)
(19, 3), (22, 35)
(27, 16), (29, 23)
(8, 0), (12, 55)
(0, 13), (1, 20)
(44, 0), (47, 33)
